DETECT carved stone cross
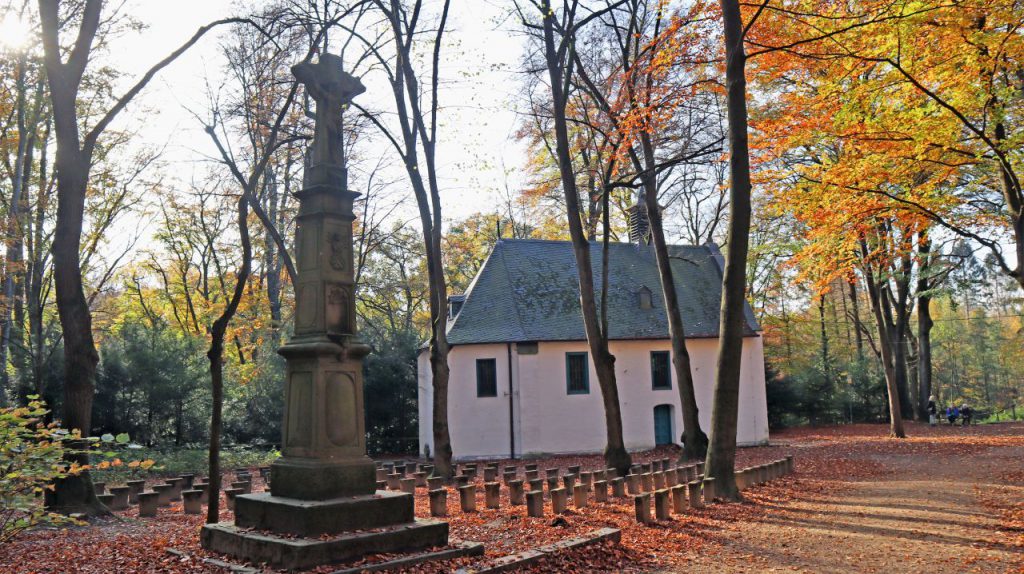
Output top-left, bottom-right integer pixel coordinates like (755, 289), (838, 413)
(201, 54), (447, 570)
(291, 53), (366, 168)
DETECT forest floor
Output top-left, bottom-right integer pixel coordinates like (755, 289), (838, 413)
(0, 422), (1020, 573)
(669, 422), (1024, 574)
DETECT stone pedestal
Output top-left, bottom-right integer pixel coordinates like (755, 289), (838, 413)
(126, 480), (144, 504)
(654, 489), (670, 520)
(201, 57), (448, 570)
(108, 486), (130, 511)
(138, 492), (158, 517)
(546, 476), (559, 492)
(508, 480), (525, 505)
(526, 490), (544, 517)
(153, 484), (172, 507)
(703, 477), (717, 503)
(183, 490), (203, 514)
(551, 487), (568, 514)
(484, 482), (500, 509)
(634, 493), (652, 524)
(687, 481), (703, 508)
(573, 484), (588, 508)
(626, 474), (640, 495)
(610, 477), (625, 498)
(671, 485), (686, 513)
(429, 489), (447, 517)
(459, 485), (477, 512)
(224, 488), (243, 510)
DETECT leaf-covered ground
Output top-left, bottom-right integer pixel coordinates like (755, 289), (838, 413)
(1, 422), (1020, 573)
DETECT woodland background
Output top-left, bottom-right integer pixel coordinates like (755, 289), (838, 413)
(1, 0), (1022, 462)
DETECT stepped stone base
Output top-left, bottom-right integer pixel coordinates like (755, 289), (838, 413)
(234, 491), (413, 536)
(270, 455), (376, 499)
(201, 519), (449, 570)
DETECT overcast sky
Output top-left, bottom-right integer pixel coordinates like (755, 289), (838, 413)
(105, 0), (529, 226)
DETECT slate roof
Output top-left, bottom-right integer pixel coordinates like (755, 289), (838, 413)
(446, 239), (760, 345)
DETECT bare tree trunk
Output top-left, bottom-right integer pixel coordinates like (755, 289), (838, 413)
(994, 122), (1024, 292)
(1, 54), (35, 406)
(47, 146), (105, 514)
(556, 0), (708, 460)
(37, 0), (244, 513)
(847, 277), (865, 361)
(917, 233), (934, 420)
(538, 0), (631, 473)
(45, 55), (105, 508)
(205, 190), (251, 523)
(264, 166), (283, 344)
(705, 0), (753, 502)
(815, 295), (833, 425)
(860, 240), (906, 438)
(818, 295), (831, 375)
(890, 252), (915, 420)
(370, 0), (455, 478)
(639, 136), (708, 460)
(206, 316), (227, 523)
(200, 57), (302, 519)
(28, 119), (50, 402)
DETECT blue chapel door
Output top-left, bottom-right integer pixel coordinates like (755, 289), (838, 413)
(654, 405), (673, 446)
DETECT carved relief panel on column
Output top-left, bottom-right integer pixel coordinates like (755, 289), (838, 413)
(325, 283), (354, 336)
(296, 284), (320, 333)
(325, 371), (359, 448)
(286, 372), (313, 449)
(299, 221), (321, 272)
(326, 225), (350, 275)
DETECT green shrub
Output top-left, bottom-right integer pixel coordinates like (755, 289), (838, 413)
(91, 445), (279, 484)
(1, 398), (81, 543)
(1, 398), (156, 543)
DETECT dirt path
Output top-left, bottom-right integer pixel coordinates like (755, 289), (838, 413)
(674, 426), (1024, 574)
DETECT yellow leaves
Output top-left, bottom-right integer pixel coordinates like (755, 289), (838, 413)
(749, 0), (1024, 294)
(93, 459), (124, 471)
(125, 459), (155, 470)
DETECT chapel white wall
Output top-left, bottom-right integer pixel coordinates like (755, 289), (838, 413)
(418, 344), (514, 459)
(417, 337), (769, 460)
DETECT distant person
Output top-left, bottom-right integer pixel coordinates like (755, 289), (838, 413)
(927, 396), (937, 426)
(947, 405), (960, 425)
(961, 404), (973, 426)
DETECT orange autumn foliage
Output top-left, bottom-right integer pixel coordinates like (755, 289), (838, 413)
(745, 0), (1024, 289)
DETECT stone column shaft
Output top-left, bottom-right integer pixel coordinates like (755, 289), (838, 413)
(271, 172), (375, 500)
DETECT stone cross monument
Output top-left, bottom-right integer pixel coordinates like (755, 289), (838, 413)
(201, 54), (448, 571)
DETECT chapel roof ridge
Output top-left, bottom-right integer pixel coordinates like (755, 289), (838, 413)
(495, 237), (713, 249)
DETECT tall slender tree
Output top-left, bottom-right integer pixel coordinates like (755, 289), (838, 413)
(36, 0), (245, 514)
(565, 2), (718, 460)
(518, 0), (633, 473)
(352, 0), (456, 477)
(704, 0), (753, 501)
